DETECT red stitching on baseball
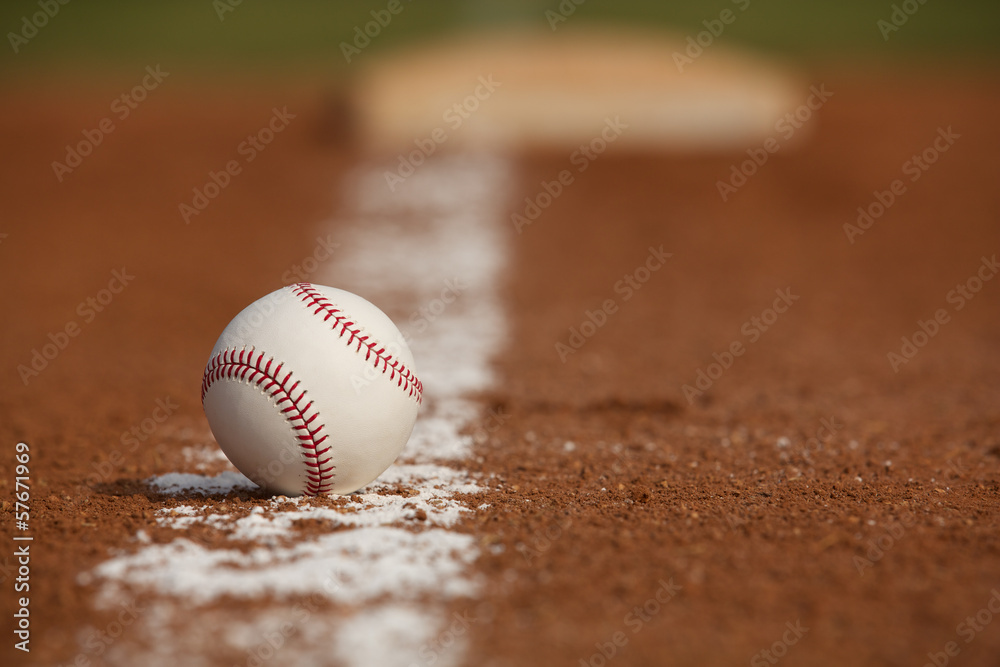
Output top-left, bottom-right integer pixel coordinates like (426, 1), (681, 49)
(290, 283), (424, 404)
(201, 348), (335, 496)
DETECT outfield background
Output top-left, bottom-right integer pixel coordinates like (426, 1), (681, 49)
(3, 0), (1000, 76)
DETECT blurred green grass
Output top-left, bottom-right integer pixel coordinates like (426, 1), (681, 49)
(2, 0), (998, 76)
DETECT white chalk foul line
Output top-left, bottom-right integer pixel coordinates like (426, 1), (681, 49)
(90, 154), (510, 666)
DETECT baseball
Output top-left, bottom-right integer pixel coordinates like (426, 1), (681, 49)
(201, 283), (422, 496)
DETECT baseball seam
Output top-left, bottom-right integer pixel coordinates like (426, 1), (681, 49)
(201, 348), (335, 496)
(291, 282), (423, 404)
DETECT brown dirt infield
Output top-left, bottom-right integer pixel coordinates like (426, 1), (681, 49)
(2, 68), (999, 666)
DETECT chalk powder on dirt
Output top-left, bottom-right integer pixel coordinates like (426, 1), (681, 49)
(89, 154), (511, 666)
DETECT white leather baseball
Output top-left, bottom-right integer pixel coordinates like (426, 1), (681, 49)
(201, 283), (421, 496)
